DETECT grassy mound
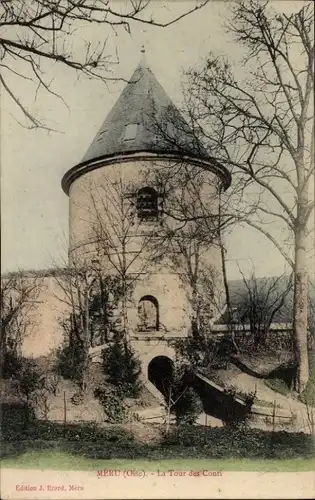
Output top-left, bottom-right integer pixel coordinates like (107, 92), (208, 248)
(299, 352), (315, 406)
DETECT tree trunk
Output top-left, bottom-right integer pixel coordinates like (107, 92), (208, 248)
(100, 278), (108, 343)
(165, 386), (172, 435)
(293, 221), (309, 393)
(121, 275), (130, 357)
(82, 288), (90, 392)
(0, 328), (6, 370)
(191, 281), (200, 338)
(220, 239), (231, 317)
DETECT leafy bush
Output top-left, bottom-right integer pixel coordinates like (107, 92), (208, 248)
(17, 359), (42, 400)
(163, 425), (314, 459)
(2, 353), (46, 426)
(94, 385), (129, 423)
(173, 385), (203, 425)
(2, 350), (23, 379)
(166, 364), (203, 426)
(55, 335), (85, 387)
(173, 334), (235, 372)
(1, 403), (35, 438)
(101, 338), (142, 398)
(3, 350), (41, 394)
(70, 391), (84, 406)
(220, 386), (254, 430)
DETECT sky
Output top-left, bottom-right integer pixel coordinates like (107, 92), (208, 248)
(1, 0), (313, 280)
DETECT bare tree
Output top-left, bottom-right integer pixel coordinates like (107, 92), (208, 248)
(54, 261), (103, 390)
(308, 289), (315, 350)
(0, 271), (42, 369)
(54, 255), (129, 391)
(144, 160), (227, 335)
(177, 0), (314, 392)
(160, 362), (202, 433)
(235, 270), (293, 348)
(0, 0), (210, 129)
(87, 172), (163, 338)
(55, 172), (162, 388)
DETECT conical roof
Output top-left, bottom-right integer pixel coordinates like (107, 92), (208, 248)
(80, 58), (206, 164)
(62, 57), (231, 194)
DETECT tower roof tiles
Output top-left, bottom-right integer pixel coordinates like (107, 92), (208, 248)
(62, 56), (231, 194)
(81, 59), (206, 164)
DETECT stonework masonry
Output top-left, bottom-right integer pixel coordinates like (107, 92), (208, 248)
(15, 59), (231, 383)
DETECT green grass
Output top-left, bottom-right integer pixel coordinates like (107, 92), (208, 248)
(299, 352), (315, 406)
(2, 450), (314, 472)
(264, 378), (290, 396)
(253, 397), (283, 409)
(263, 351), (315, 406)
(2, 418), (314, 474)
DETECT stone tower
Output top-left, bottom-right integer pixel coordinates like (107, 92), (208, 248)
(62, 56), (231, 381)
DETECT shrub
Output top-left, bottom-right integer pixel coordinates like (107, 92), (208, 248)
(163, 363), (203, 426)
(94, 385), (129, 423)
(101, 338), (142, 398)
(1, 404), (35, 438)
(162, 426), (314, 459)
(17, 359), (42, 399)
(173, 334), (235, 372)
(2, 354), (44, 426)
(2, 350), (23, 379)
(55, 336), (85, 387)
(220, 387), (254, 430)
(70, 391), (84, 406)
(173, 385), (203, 425)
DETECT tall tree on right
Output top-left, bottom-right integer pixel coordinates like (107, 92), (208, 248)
(183, 0), (314, 392)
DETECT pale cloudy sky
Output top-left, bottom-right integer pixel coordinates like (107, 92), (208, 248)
(1, 1), (312, 280)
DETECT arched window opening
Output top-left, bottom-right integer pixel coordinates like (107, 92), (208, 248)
(138, 295), (159, 331)
(136, 187), (158, 221)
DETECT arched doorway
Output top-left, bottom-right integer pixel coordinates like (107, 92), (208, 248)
(148, 356), (173, 399)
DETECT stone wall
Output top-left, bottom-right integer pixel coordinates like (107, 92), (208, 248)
(67, 156), (226, 336)
(20, 275), (69, 359)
